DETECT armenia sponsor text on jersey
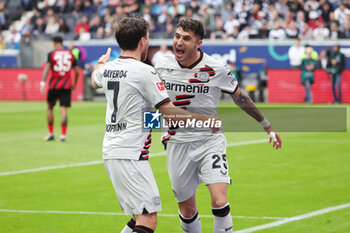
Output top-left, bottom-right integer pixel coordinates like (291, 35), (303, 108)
(155, 50), (238, 143)
(94, 56), (170, 160)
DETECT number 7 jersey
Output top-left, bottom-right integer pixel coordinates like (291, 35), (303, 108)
(94, 56), (170, 160)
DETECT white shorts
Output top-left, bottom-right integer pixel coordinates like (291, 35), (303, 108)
(104, 159), (161, 215)
(166, 133), (231, 203)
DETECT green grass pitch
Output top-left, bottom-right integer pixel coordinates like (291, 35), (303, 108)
(0, 101), (349, 233)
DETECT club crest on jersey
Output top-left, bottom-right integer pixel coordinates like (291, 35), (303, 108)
(189, 65), (215, 83)
(152, 196), (161, 206)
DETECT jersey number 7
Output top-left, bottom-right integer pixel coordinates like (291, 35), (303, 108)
(107, 81), (120, 123)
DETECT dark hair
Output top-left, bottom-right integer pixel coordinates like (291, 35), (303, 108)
(115, 15), (149, 51)
(52, 36), (63, 43)
(176, 17), (205, 40)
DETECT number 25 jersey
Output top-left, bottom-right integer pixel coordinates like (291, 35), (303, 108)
(155, 50), (238, 143)
(94, 57), (170, 160)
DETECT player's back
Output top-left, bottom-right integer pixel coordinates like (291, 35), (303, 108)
(95, 57), (169, 160)
(48, 49), (76, 90)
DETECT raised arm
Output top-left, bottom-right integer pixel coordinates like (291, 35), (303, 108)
(231, 87), (282, 149)
(91, 48), (111, 89)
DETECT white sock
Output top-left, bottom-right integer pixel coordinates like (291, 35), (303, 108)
(179, 210), (201, 233)
(120, 218), (135, 233)
(212, 203), (233, 233)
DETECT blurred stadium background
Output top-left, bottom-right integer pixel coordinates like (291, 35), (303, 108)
(0, 0), (350, 103)
(1, 0), (350, 232)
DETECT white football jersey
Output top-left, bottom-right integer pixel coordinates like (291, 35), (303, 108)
(94, 56), (170, 160)
(155, 50), (238, 143)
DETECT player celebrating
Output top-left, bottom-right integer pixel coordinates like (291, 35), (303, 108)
(155, 18), (282, 233)
(91, 16), (219, 233)
(40, 36), (79, 142)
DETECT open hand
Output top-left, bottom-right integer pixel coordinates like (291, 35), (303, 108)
(264, 126), (282, 150)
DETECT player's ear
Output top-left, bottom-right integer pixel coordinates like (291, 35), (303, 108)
(140, 37), (146, 48)
(196, 39), (202, 49)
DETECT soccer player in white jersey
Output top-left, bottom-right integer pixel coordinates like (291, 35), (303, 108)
(155, 18), (282, 233)
(91, 16), (219, 233)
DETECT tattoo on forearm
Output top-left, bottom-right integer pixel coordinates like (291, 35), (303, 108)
(233, 92), (264, 122)
(235, 92), (249, 105)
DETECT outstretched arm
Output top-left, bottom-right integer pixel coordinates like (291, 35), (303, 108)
(91, 48), (111, 89)
(231, 87), (282, 149)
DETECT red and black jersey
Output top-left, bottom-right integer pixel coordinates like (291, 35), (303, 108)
(47, 49), (77, 90)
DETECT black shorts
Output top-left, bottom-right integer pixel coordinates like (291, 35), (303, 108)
(47, 89), (71, 108)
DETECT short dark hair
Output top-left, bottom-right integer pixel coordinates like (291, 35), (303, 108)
(176, 17), (205, 40)
(52, 36), (63, 43)
(115, 15), (149, 51)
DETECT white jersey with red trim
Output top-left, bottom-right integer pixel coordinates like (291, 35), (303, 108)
(94, 56), (170, 160)
(155, 50), (238, 143)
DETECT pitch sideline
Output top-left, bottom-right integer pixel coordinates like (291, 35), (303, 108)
(233, 202), (350, 233)
(0, 139), (267, 176)
(0, 208), (283, 220)
(1, 202), (349, 231)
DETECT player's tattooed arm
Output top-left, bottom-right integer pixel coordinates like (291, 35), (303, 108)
(231, 87), (264, 122)
(232, 87), (282, 150)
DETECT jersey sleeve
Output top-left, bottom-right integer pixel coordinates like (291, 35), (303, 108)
(93, 64), (105, 88)
(47, 52), (52, 64)
(214, 64), (238, 94)
(140, 67), (170, 108)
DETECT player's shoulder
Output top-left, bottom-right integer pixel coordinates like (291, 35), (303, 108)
(154, 53), (177, 69)
(133, 60), (157, 74)
(142, 62), (158, 77)
(202, 52), (225, 66)
(202, 52), (228, 73)
(118, 58), (158, 78)
(47, 50), (55, 56)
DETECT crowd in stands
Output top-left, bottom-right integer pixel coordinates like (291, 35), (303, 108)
(0, 0), (349, 51)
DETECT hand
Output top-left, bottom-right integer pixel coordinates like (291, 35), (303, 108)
(72, 83), (76, 90)
(264, 126), (282, 150)
(211, 116), (221, 134)
(40, 82), (45, 95)
(98, 47), (111, 65)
